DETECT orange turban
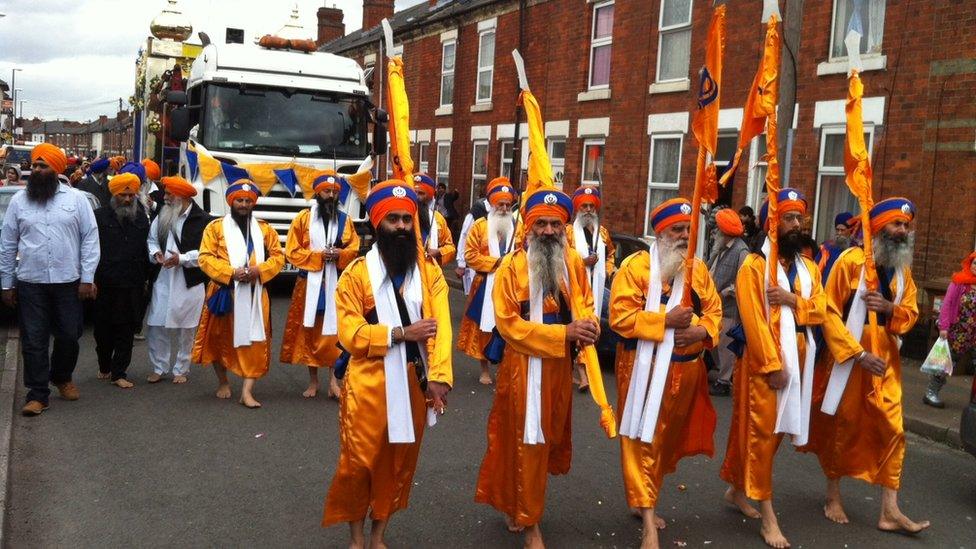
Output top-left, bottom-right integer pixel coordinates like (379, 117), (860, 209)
(141, 159), (161, 181)
(108, 173), (141, 196)
(109, 156), (125, 172)
(225, 179), (260, 205)
(522, 188), (573, 230)
(715, 208), (744, 237)
(31, 143), (67, 174)
(365, 179), (418, 229)
(650, 198), (693, 234)
(160, 176), (197, 198)
(312, 170), (342, 194)
(486, 177), (516, 208)
(869, 197), (915, 233)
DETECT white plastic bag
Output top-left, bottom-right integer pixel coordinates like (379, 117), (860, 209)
(920, 337), (953, 376)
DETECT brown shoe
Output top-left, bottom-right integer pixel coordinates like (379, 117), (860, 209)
(21, 401), (48, 416)
(54, 382), (80, 401)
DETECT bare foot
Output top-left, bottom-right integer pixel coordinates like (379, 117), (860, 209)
(303, 383), (318, 398)
(761, 518), (790, 548)
(505, 515), (525, 533)
(878, 510), (930, 534)
(523, 524), (544, 548)
(328, 375), (342, 400)
(113, 378), (134, 389)
(172, 375), (188, 384)
(367, 538), (388, 549)
(655, 515), (666, 530)
(239, 395), (262, 409)
(146, 373), (163, 383)
(96, 371), (111, 380)
(215, 384), (232, 399)
(725, 487), (761, 519)
(640, 526), (659, 549)
(824, 497), (849, 524)
(479, 372), (494, 385)
(630, 507), (642, 519)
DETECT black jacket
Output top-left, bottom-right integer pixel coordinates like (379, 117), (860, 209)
(159, 201), (216, 289)
(77, 174), (112, 209)
(94, 203), (151, 288)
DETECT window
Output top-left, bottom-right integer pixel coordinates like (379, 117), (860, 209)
(656, 0), (693, 82)
(436, 142), (451, 188)
(830, 0), (885, 60)
(440, 41), (456, 107)
(581, 139), (606, 185)
(714, 132), (738, 168)
(386, 144), (393, 178)
(472, 141), (488, 205)
(548, 139), (566, 190)
(814, 127), (872, 239)
(748, 136), (769, 210)
(588, 1), (614, 89)
(418, 142), (429, 174)
(644, 135), (683, 236)
(476, 30), (495, 103)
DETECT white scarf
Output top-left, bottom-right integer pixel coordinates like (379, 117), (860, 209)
(303, 203), (340, 335)
(479, 217), (516, 332)
(222, 215), (266, 348)
(573, 218), (607, 317)
(619, 242), (684, 443)
(821, 256), (905, 415)
(523, 253), (570, 445)
(425, 204), (438, 252)
(760, 238), (816, 446)
(364, 247), (434, 444)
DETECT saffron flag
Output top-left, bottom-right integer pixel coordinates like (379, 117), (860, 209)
(385, 55), (414, 182)
(690, 3), (726, 204)
(518, 89), (554, 197)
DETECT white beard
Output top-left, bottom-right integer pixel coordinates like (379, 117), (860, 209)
(156, 201), (188, 246)
(710, 233), (730, 260)
(873, 231), (915, 270)
(487, 210), (514, 245)
(576, 211), (599, 231)
(527, 231), (567, 298)
(657, 235), (688, 281)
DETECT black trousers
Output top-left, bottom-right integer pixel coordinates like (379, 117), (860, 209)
(17, 281), (83, 404)
(93, 286), (143, 381)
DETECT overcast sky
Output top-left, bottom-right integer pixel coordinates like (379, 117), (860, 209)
(0, 0), (423, 122)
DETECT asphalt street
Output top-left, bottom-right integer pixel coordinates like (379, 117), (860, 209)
(5, 281), (976, 548)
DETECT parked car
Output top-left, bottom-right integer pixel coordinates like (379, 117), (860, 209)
(962, 375), (976, 458)
(596, 232), (651, 366)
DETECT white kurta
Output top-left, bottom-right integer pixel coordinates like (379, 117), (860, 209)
(146, 206), (206, 329)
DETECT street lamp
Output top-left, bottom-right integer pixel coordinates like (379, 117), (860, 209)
(19, 100), (28, 121)
(10, 69), (21, 132)
(13, 88), (22, 119)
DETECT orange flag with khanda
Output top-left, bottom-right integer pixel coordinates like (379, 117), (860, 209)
(385, 55), (414, 182)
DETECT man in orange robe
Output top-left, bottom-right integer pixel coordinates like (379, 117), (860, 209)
(474, 188), (599, 548)
(412, 173), (456, 266)
(805, 197), (929, 534)
(191, 180), (284, 408)
(323, 180), (452, 549)
(566, 184), (616, 391)
(458, 177), (518, 385)
(610, 198), (719, 549)
(719, 189), (825, 549)
(280, 172), (360, 399)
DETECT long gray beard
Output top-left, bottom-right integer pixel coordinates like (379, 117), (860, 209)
(576, 211), (599, 231)
(111, 197), (140, 223)
(709, 233), (730, 260)
(527, 232), (567, 299)
(834, 234), (851, 249)
(156, 202), (184, 247)
(487, 210), (513, 245)
(874, 231), (915, 270)
(658, 235), (688, 281)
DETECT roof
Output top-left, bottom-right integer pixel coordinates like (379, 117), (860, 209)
(321, 0), (502, 54)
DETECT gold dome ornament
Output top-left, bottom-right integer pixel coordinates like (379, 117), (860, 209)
(150, 0), (193, 42)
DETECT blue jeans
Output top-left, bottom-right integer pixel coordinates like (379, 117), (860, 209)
(17, 281), (83, 404)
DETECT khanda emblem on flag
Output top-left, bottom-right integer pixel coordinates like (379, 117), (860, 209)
(697, 67), (718, 110)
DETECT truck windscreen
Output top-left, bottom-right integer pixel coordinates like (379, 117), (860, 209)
(199, 84), (369, 158)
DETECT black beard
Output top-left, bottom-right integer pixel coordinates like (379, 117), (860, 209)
(316, 195), (338, 224)
(231, 209), (251, 235)
(777, 230), (804, 258)
(376, 227), (417, 277)
(27, 171), (59, 204)
(417, 203), (432, 235)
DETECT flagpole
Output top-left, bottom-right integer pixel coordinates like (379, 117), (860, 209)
(762, 12), (783, 346)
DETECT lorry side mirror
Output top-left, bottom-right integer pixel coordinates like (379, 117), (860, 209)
(166, 91), (188, 106)
(169, 108), (191, 142)
(372, 108), (388, 156)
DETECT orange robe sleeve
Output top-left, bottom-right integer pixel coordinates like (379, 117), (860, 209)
(822, 249), (866, 364)
(601, 226), (616, 279)
(198, 220), (234, 286)
(735, 254), (782, 374)
(337, 216), (361, 270)
(887, 267), (918, 335)
(792, 257), (827, 328)
(256, 221), (285, 284)
(422, 259), (454, 387)
(434, 211), (456, 266)
(464, 219), (500, 274)
(284, 209), (324, 272)
(492, 255), (568, 359)
(336, 259), (391, 360)
(609, 252), (666, 343)
(691, 257), (723, 349)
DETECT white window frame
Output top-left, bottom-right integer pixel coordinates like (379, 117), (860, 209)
(476, 29), (495, 104)
(418, 142), (430, 174)
(827, 0), (885, 62)
(436, 141), (451, 189)
(471, 140), (489, 204)
(439, 40), (456, 108)
(587, 0), (614, 90)
(499, 140), (514, 182)
(548, 138), (567, 190)
(643, 133), (684, 237)
(581, 138), (606, 186)
(812, 125), (874, 240)
(655, 0), (694, 83)
(746, 135), (769, 211)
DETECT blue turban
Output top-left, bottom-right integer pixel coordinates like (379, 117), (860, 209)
(118, 161), (146, 183)
(834, 212), (854, 227)
(88, 158), (110, 174)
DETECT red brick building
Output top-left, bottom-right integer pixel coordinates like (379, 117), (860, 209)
(322, 0), (976, 288)
(20, 111), (134, 159)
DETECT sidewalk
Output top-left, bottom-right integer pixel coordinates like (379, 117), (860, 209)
(901, 357), (972, 448)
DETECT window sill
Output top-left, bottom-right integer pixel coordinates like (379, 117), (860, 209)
(434, 105), (453, 117)
(648, 79), (690, 95)
(470, 102), (493, 113)
(817, 55), (887, 76)
(577, 89), (611, 102)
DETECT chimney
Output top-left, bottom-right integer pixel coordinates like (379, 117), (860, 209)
(317, 5), (345, 46)
(362, 0), (394, 31)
